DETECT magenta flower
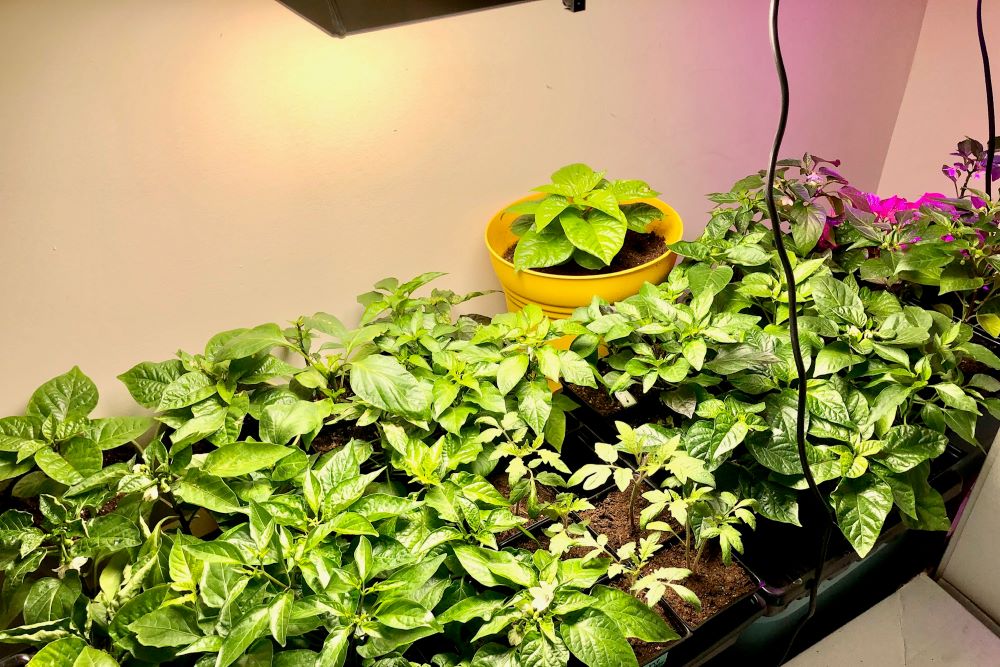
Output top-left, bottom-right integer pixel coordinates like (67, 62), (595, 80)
(865, 193), (912, 220)
(942, 234), (955, 242)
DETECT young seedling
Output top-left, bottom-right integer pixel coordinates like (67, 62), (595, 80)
(607, 533), (700, 610)
(482, 411), (573, 522)
(649, 491), (756, 574)
(569, 422), (714, 536)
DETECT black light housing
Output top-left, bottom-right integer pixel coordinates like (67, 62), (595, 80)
(276, 0), (552, 38)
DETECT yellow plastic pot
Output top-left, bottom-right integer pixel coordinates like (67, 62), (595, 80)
(485, 195), (684, 319)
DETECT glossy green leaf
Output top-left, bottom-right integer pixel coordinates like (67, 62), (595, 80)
(203, 442), (294, 477)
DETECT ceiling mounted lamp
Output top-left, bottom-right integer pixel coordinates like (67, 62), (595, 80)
(276, 0), (584, 38)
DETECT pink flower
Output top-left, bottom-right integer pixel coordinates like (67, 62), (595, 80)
(942, 234), (955, 242)
(865, 193), (912, 220)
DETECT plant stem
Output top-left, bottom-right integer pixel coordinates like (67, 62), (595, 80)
(691, 538), (708, 576)
(628, 468), (646, 536)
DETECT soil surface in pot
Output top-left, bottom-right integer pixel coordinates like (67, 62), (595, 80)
(311, 421), (379, 454)
(610, 577), (686, 662)
(577, 487), (656, 552)
(503, 231), (668, 276)
(102, 444), (139, 467)
(567, 383), (630, 418)
(655, 542), (756, 627)
(490, 472), (556, 542)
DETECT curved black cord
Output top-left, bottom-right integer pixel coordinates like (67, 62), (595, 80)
(763, 1), (835, 663)
(978, 0), (995, 199)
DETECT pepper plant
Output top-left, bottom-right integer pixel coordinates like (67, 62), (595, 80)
(506, 163), (664, 271)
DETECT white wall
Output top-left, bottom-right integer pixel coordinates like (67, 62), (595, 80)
(0, 0), (926, 415)
(879, 0), (999, 197)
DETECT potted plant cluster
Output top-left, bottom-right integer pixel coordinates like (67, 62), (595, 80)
(561, 141), (1000, 605)
(0, 147), (997, 667)
(485, 164), (684, 319)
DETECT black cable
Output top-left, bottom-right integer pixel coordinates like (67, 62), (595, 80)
(978, 0), (996, 199)
(762, 1), (835, 663)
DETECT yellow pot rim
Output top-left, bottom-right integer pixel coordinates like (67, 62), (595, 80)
(484, 194), (681, 281)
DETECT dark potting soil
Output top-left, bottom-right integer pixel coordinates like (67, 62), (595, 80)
(490, 472), (556, 542)
(503, 230), (668, 276)
(567, 382), (627, 417)
(311, 422), (379, 453)
(576, 487), (653, 553)
(610, 576), (686, 661)
(102, 444), (138, 467)
(655, 541), (756, 627)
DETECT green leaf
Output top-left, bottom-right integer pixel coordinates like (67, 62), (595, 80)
(513, 224), (575, 270)
(534, 196), (571, 232)
(497, 354), (530, 395)
(157, 372), (216, 411)
(117, 360), (185, 409)
(560, 608), (636, 667)
(261, 400), (331, 445)
(24, 574), (81, 625)
(323, 512), (377, 536)
(0, 416), (43, 452)
(813, 342), (864, 377)
(316, 626), (351, 667)
(88, 417), (153, 450)
(453, 544), (536, 588)
(960, 343), (1000, 370)
(682, 339), (708, 371)
(723, 245), (771, 266)
(203, 442), (294, 477)
(831, 476), (894, 557)
(561, 210), (627, 265)
(878, 426), (948, 473)
(376, 599), (435, 630)
(588, 585), (680, 642)
(895, 244), (953, 273)
(353, 536), (373, 584)
(213, 323), (288, 361)
(27, 367), (98, 422)
(558, 350), (596, 387)
(806, 380), (853, 426)
(609, 179), (658, 201)
(518, 380), (552, 436)
(620, 202), (663, 233)
(350, 354), (431, 417)
(518, 631), (570, 667)
(34, 448), (83, 485)
(175, 469), (241, 513)
(898, 464), (950, 531)
(811, 277), (866, 327)
(129, 605), (202, 647)
(549, 163), (603, 197)
(62, 437), (103, 478)
(934, 383), (979, 414)
(217, 606), (270, 667)
(939, 264), (984, 294)
(789, 202), (826, 255)
(28, 638), (119, 667)
(437, 593), (506, 624)
(752, 480), (801, 526)
(184, 540), (246, 565)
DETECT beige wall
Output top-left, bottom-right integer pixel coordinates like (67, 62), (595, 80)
(0, 0), (926, 415)
(879, 0), (999, 197)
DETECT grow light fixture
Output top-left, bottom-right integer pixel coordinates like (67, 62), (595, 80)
(275, 0), (581, 38)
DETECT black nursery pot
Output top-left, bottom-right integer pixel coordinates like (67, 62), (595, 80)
(562, 384), (662, 439)
(740, 440), (982, 613)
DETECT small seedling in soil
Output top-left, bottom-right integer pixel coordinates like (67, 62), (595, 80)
(569, 421), (713, 536)
(608, 533), (701, 610)
(648, 490), (756, 574)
